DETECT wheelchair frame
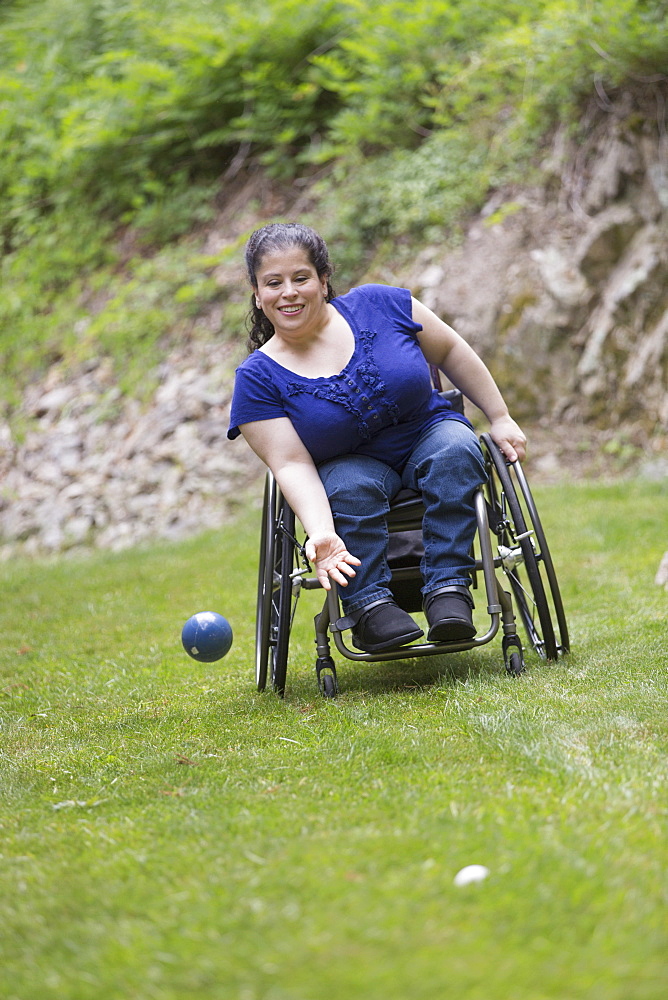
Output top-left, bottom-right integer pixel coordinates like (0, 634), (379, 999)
(255, 428), (569, 698)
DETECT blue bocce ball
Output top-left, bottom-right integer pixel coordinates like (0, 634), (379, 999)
(181, 612), (233, 662)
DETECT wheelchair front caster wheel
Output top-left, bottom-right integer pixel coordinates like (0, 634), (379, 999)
(506, 650), (524, 676)
(321, 674), (337, 698)
(316, 657), (338, 698)
(503, 635), (525, 676)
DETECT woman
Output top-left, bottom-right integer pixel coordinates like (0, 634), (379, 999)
(228, 223), (526, 652)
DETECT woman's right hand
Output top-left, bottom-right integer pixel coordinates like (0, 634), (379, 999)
(239, 418), (360, 589)
(305, 532), (361, 590)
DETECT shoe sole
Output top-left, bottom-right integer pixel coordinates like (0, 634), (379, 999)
(352, 627), (424, 652)
(427, 620), (477, 643)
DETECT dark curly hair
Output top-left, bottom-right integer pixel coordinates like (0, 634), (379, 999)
(244, 223), (336, 351)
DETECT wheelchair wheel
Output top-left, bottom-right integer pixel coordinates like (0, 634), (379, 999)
(480, 434), (569, 661)
(255, 474), (298, 695)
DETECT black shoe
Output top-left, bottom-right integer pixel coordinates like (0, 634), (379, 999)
(424, 587), (476, 642)
(347, 599), (424, 652)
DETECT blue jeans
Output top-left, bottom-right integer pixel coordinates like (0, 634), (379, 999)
(318, 420), (486, 614)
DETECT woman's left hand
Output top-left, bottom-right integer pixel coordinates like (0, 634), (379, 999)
(489, 415), (527, 463)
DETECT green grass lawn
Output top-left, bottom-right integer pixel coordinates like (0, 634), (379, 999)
(1, 479), (666, 1000)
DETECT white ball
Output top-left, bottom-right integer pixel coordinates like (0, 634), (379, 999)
(453, 864), (490, 886)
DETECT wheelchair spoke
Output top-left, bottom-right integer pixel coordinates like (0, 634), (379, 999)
(506, 567), (546, 656)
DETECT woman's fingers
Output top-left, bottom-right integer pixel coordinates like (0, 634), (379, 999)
(321, 553), (359, 587)
(327, 560), (357, 587)
(306, 534), (360, 589)
(489, 416), (527, 463)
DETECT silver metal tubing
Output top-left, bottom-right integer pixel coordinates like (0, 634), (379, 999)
(474, 488), (503, 616)
(313, 606), (333, 660)
(327, 614), (500, 662)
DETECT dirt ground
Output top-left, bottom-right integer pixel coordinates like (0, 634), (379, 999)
(515, 421), (667, 485)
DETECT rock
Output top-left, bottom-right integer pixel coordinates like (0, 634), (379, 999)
(0, 338), (264, 556)
(575, 204), (642, 285)
(30, 386), (76, 418)
(577, 223), (664, 382)
(530, 246), (590, 307)
(638, 456), (668, 481)
(583, 133), (641, 212)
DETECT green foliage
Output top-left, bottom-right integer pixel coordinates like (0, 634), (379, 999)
(0, 239), (230, 409)
(320, 131), (493, 270)
(308, 0), (553, 159)
(0, 0), (666, 400)
(0, 0), (344, 248)
(2, 0), (665, 245)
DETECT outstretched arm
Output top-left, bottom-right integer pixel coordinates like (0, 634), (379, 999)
(412, 298), (527, 462)
(239, 417), (360, 589)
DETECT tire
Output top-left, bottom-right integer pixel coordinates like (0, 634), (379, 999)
(321, 673), (338, 699)
(255, 473), (298, 695)
(481, 434), (569, 661)
(255, 475), (276, 691)
(507, 650), (524, 676)
(316, 656), (339, 698)
(270, 503), (296, 696)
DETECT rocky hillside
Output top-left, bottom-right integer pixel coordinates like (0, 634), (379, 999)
(407, 87), (667, 436)
(1, 86), (666, 558)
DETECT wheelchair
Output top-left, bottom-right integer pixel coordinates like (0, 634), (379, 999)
(254, 391), (569, 698)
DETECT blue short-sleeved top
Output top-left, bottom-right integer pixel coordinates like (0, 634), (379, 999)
(227, 283), (471, 472)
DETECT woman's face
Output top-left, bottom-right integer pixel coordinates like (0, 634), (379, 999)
(254, 246), (329, 339)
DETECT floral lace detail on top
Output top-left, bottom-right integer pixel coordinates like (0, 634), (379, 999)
(285, 329), (399, 440)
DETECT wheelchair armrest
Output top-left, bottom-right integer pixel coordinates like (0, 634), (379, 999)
(439, 388), (465, 415)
